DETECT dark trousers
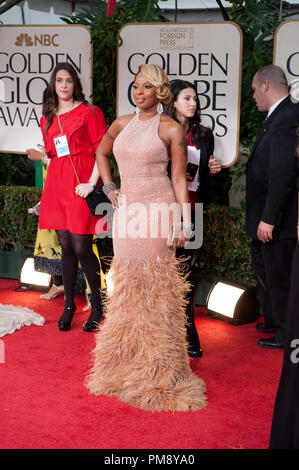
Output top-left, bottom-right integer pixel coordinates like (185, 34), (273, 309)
(269, 243), (299, 448)
(176, 244), (201, 349)
(251, 238), (296, 343)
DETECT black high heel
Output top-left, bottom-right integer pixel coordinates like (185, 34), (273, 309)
(83, 306), (103, 332)
(188, 344), (203, 358)
(58, 305), (76, 331)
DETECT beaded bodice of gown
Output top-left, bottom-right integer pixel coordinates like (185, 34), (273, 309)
(112, 113), (176, 260)
(113, 113), (169, 180)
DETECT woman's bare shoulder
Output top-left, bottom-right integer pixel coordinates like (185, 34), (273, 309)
(106, 114), (135, 139)
(114, 113), (135, 129)
(160, 114), (184, 137)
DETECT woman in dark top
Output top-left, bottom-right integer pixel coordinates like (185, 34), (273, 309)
(165, 79), (221, 357)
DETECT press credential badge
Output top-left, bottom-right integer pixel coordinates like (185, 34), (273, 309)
(54, 135), (70, 158)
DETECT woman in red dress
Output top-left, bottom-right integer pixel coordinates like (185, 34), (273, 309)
(39, 62), (107, 332)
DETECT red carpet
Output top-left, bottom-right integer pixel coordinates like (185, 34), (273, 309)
(0, 278), (283, 450)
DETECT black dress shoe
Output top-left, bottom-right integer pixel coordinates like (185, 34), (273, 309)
(257, 337), (284, 349)
(83, 306), (103, 332)
(188, 345), (203, 358)
(83, 321), (100, 332)
(58, 305), (76, 331)
(255, 322), (276, 333)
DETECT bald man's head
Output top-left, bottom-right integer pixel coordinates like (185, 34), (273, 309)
(252, 65), (289, 112)
(255, 65), (288, 90)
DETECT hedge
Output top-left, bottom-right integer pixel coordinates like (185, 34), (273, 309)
(0, 186), (41, 252)
(198, 204), (254, 285)
(0, 186), (254, 284)
(0, 186), (114, 259)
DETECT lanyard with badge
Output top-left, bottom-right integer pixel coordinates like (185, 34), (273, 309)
(54, 111), (71, 158)
(55, 108), (81, 184)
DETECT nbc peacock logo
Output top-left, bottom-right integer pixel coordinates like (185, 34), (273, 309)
(15, 33), (33, 46)
(14, 32), (59, 47)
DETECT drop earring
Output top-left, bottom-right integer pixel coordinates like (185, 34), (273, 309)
(135, 106), (140, 115)
(157, 102), (163, 114)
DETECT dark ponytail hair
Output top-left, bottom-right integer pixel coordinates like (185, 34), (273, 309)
(43, 62), (88, 132)
(164, 79), (212, 141)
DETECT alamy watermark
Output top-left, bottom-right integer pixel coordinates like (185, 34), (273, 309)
(94, 199), (203, 249)
(290, 339), (299, 364)
(290, 80), (299, 104)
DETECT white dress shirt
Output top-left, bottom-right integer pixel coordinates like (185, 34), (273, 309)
(266, 96), (288, 120)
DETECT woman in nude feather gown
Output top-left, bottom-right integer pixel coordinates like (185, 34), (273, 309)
(85, 64), (206, 412)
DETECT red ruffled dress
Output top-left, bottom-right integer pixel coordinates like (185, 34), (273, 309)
(39, 103), (106, 234)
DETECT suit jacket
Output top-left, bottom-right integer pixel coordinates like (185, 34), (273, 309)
(246, 95), (299, 239)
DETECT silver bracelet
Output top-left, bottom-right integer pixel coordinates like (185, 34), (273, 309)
(102, 181), (117, 196)
(182, 222), (194, 238)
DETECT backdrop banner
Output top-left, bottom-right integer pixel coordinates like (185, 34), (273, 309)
(0, 25), (92, 153)
(274, 19), (299, 105)
(117, 22), (243, 167)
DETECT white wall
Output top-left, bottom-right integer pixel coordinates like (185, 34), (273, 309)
(0, 1), (228, 24)
(1, 0), (299, 25)
(1, 0), (73, 24)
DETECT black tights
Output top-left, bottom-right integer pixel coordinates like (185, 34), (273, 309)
(56, 230), (102, 310)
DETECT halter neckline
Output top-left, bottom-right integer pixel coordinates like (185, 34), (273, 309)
(136, 112), (160, 122)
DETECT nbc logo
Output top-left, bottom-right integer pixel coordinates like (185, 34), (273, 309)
(15, 33), (33, 46)
(14, 32), (59, 47)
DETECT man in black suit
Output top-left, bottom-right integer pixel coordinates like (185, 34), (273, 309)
(246, 65), (299, 349)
